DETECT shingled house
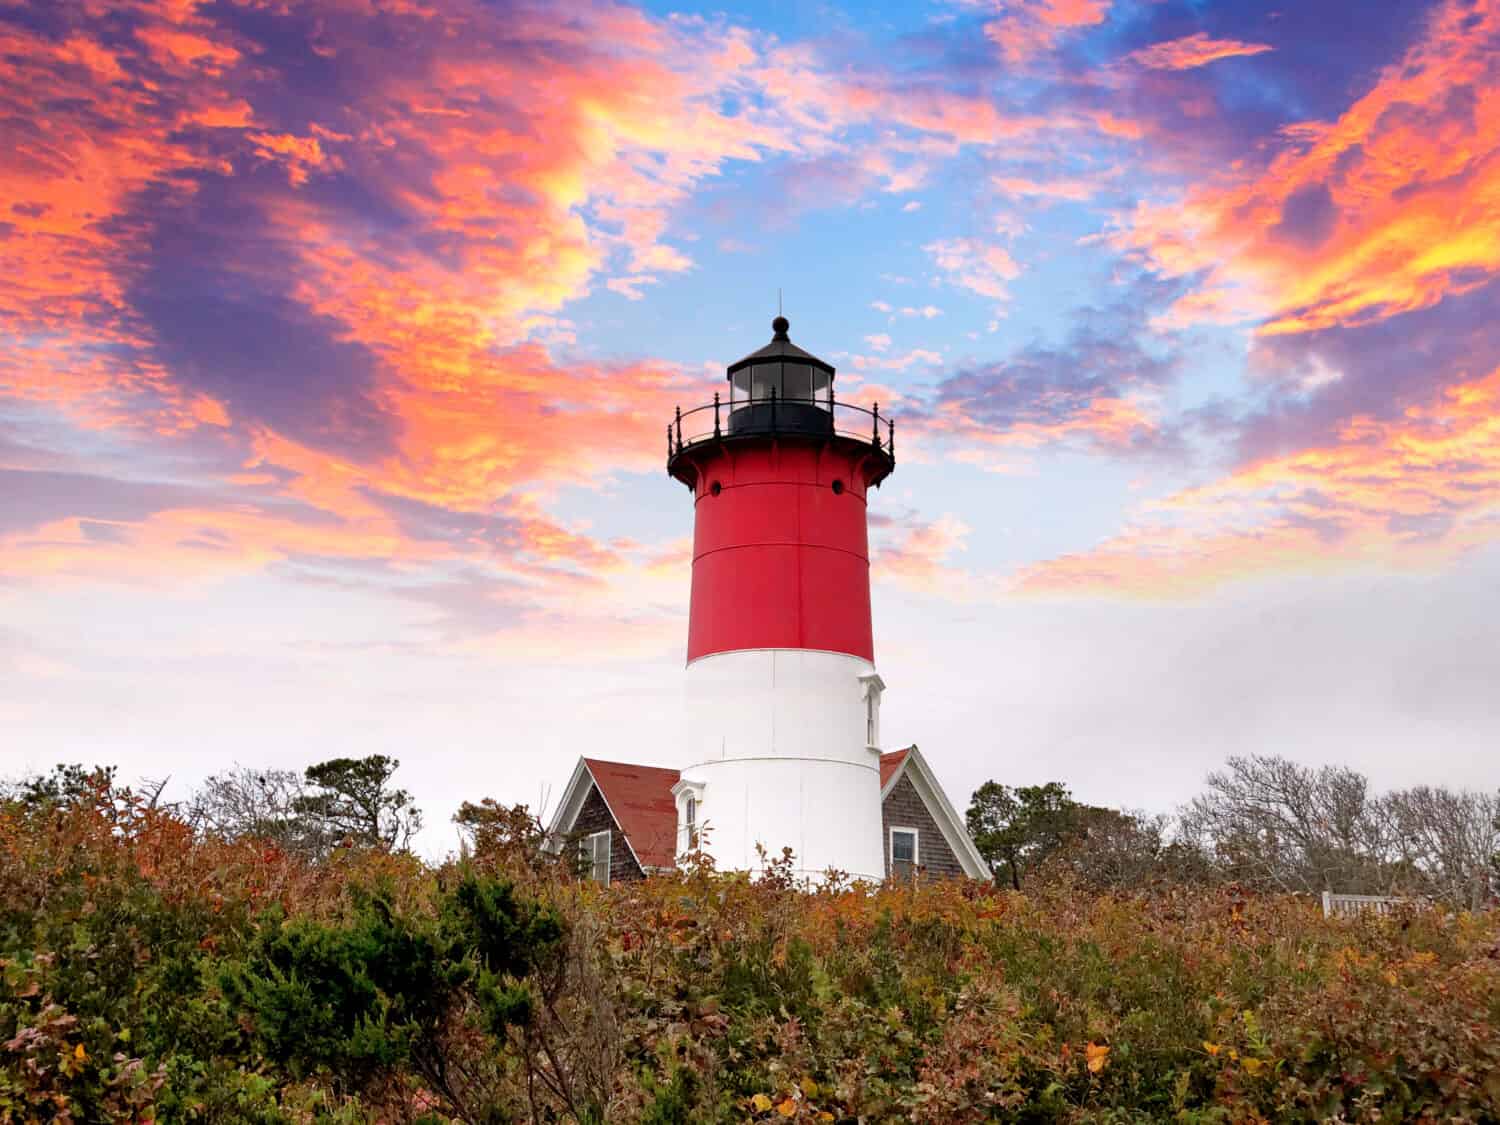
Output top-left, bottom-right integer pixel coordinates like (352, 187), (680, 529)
(546, 746), (988, 884)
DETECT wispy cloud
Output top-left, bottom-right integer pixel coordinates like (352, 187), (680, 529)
(1017, 362), (1500, 595)
(1126, 33), (1273, 71)
(925, 238), (1021, 302)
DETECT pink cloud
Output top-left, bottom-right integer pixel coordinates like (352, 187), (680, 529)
(1126, 33), (1273, 71)
(925, 238), (1021, 301)
(985, 0), (1110, 65)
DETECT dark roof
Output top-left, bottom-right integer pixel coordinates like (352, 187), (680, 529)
(582, 758), (680, 870)
(726, 316), (836, 378)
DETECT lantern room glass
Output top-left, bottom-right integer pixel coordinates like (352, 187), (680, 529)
(730, 362), (831, 409)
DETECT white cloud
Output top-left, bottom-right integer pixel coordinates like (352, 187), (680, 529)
(849, 347), (943, 372)
(925, 237), (1020, 301)
(606, 275), (654, 300)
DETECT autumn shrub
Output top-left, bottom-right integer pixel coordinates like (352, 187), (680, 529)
(3, 784), (1500, 1123)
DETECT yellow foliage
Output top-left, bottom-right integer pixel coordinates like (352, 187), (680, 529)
(1086, 1042), (1109, 1073)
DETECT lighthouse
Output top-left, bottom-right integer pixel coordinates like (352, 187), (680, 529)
(665, 316), (896, 881)
(542, 318), (986, 883)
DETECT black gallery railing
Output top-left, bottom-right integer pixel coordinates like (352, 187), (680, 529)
(667, 390), (895, 466)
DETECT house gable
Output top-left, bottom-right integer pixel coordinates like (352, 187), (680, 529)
(571, 783), (645, 883)
(582, 758), (680, 871)
(879, 746), (990, 880)
(883, 773), (966, 878)
(546, 757), (680, 879)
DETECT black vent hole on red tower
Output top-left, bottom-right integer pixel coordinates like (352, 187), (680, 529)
(831, 479), (845, 495)
(710, 481), (722, 496)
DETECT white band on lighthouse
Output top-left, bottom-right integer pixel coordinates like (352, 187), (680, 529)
(679, 647), (886, 882)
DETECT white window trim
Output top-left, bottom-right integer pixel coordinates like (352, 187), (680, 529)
(671, 777), (706, 857)
(889, 825), (919, 869)
(859, 673), (885, 751)
(582, 828), (611, 885)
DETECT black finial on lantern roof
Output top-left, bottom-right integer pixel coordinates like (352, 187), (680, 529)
(727, 315), (835, 380)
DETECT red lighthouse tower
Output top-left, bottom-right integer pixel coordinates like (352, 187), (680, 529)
(666, 316), (895, 880)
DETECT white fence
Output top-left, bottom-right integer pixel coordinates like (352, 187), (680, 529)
(1321, 891), (1417, 918)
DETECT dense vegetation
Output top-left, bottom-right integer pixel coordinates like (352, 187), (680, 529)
(2, 763), (1498, 1122)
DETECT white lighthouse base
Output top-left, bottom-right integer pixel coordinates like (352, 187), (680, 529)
(677, 648), (885, 883)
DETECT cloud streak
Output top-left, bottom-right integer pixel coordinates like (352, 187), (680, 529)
(1017, 362), (1500, 595)
(1112, 0), (1500, 337)
(1126, 33), (1274, 71)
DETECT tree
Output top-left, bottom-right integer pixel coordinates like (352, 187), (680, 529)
(1492, 801), (1500, 895)
(3, 763), (117, 810)
(185, 765), (326, 856)
(1179, 755), (1394, 895)
(186, 756), (422, 857)
(967, 780), (1216, 892)
(966, 781), (1085, 890)
(293, 755), (422, 853)
(1380, 785), (1499, 910)
(1177, 756), (1500, 908)
(454, 799), (561, 883)
(1493, 800), (1500, 885)
(1049, 807), (1216, 889)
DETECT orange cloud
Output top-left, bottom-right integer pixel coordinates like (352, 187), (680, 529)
(1017, 364), (1500, 596)
(247, 132), (337, 186)
(0, 7), (252, 430)
(4, 0), (820, 534)
(1126, 33), (1273, 71)
(133, 24), (240, 73)
(1112, 0), (1500, 336)
(985, 0), (1110, 65)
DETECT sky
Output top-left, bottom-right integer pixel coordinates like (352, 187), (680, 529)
(2, 0), (1498, 852)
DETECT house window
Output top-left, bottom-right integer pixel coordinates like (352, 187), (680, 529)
(581, 829), (611, 885)
(685, 795), (697, 849)
(890, 827), (918, 879)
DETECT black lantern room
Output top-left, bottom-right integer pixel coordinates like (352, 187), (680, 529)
(724, 316), (835, 436)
